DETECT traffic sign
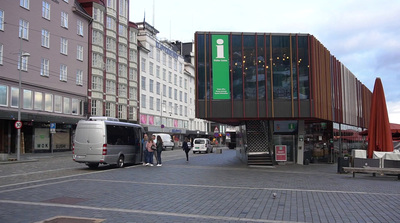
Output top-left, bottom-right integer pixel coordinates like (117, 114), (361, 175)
(15, 121), (22, 129)
(50, 123), (56, 134)
(214, 127), (219, 133)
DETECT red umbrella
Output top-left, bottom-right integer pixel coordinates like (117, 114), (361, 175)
(367, 78), (394, 158)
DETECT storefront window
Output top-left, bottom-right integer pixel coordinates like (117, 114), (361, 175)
(232, 35), (243, 99)
(298, 36), (309, 99)
(45, 93), (53, 112)
(243, 35), (256, 99)
(23, 89), (33, 109)
(0, 85), (8, 106)
(54, 95), (62, 113)
(63, 97), (70, 114)
(257, 35), (266, 99)
(272, 36), (291, 99)
(34, 92), (43, 110)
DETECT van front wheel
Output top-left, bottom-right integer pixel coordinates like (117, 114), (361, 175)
(117, 155), (125, 168)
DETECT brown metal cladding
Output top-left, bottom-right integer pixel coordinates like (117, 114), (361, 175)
(255, 33), (260, 118)
(270, 34), (274, 117)
(264, 34), (269, 117)
(208, 32), (212, 118)
(230, 33), (234, 118)
(290, 34), (294, 117)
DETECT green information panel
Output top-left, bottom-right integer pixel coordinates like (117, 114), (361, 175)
(212, 35), (230, 99)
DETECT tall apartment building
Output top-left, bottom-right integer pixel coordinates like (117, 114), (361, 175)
(136, 22), (209, 137)
(78, 0), (139, 122)
(0, 0), (90, 154)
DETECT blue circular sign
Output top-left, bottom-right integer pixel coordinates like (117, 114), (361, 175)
(161, 124), (165, 128)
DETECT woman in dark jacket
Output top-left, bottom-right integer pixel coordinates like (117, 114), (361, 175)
(182, 137), (190, 162)
(156, 135), (163, 166)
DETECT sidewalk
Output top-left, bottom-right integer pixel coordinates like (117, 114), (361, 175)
(0, 150), (72, 164)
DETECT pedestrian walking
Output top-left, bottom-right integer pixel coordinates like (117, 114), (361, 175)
(146, 138), (156, 166)
(142, 134), (148, 166)
(182, 137), (190, 162)
(152, 135), (158, 164)
(156, 135), (163, 166)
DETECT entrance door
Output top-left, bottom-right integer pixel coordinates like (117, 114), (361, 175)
(273, 135), (296, 162)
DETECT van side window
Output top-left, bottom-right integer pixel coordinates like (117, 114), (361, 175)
(107, 125), (136, 146)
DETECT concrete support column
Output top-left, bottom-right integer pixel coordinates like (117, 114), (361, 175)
(297, 120), (305, 165)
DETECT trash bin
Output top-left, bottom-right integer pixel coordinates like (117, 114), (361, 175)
(303, 150), (311, 165)
(337, 156), (349, 173)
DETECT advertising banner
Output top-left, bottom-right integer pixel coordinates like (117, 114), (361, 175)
(275, 145), (287, 161)
(212, 35), (230, 99)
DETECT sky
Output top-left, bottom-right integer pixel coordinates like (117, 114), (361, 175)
(129, 0), (400, 124)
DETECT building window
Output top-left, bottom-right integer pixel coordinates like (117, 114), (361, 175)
(23, 89), (32, 109)
(93, 8), (103, 23)
(0, 85), (8, 106)
(180, 105), (183, 116)
(40, 58), (49, 77)
(168, 87), (172, 99)
(179, 77), (182, 87)
(11, 87), (19, 108)
(45, 93), (53, 112)
(92, 53), (102, 69)
(18, 52), (29, 71)
(174, 103), (178, 115)
(42, 1), (50, 20)
(129, 87), (137, 100)
(106, 80), (115, 94)
(41, 29), (50, 48)
(141, 57), (146, 72)
(77, 20), (83, 36)
(60, 37), (68, 55)
(63, 97), (70, 114)
(184, 92), (187, 103)
(60, 64), (67, 82)
(76, 70), (83, 86)
(72, 99), (79, 115)
(162, 53), (166, 65)
(105, 102), (115, 117)
(179, 62), (183, 73)
(174, 74), (177, 85)
(129, 68), (137, 81)
(19, 19), (29, 40)
(0, 44), (3, 65)
(179, 91), (182, 102)
(91, 100), (101, 116)
(0, 10), (3, 31)
(106, 58), (116, 73)
(92, 30), (103, 46)
(129, 49), (136, 62)
(156, 98), (160, 112)
(77, 45), (83, 61)
(149, 62), (154, 75)
(141, 94), (146, 108)
(184, 79), (188, 89)
(156, 82), (160, 95)
(119, 0), (127, 17)
(118, 64), (127, 78)
(174, 59), (177, 71)
(118, 24), (126, 37)
(118, 84), (127, 97)
(149, 96), (154, 110)
(156, 66), (160, 78)
(106, 16), (116, 31)
(106, 37), (116, 51)
(156, 49), (160, 62)
(92, 76), (102, 91)
(61, 11), (68, 28)
(163, 84), (166, 97)
(118, 104), (126, 119)
(20, 0), (29, 9)
(174, 89), (177, 100)
(163, 69), (166, 80)
(168, 56), (172, 68)
(141, 76), (146, 90)
(118, 43), (127, 57)
(149, 79), (154, 93)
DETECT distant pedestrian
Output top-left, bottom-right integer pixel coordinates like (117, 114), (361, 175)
(182, 137), (190, 162)
(156, 135), (163, 166)
(146, 138), (156, 166)
(142, 134), (148, 166)
(152, 135), (158, 163)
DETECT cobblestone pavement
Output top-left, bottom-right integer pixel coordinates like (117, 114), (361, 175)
(0, 148), (399, 223)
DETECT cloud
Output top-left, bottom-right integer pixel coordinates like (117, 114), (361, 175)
(387, 101), (400, 124)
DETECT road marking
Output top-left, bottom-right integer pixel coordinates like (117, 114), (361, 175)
(0, 199), (303, 223)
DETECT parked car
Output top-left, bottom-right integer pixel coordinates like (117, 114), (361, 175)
(152, 133), (174, 150)
(192, 138), (213, 154)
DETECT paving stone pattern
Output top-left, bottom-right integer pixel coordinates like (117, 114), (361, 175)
(0, 148), (399, 223)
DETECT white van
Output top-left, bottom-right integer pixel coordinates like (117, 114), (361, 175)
(73, 117), (144, 168)
(152, 133), (174, 150)
(192, 138), (213, 154)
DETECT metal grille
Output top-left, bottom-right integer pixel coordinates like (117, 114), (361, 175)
(246, 120), (269, 153)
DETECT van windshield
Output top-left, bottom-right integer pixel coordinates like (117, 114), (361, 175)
(194, 139), (206, 144)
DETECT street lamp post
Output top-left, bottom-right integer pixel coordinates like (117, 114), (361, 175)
(17, 32), (30, 161)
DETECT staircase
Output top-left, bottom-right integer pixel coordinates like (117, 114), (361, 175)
(245, 120), (274, 166)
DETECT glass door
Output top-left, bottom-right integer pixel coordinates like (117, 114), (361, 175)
(273, 135), (296, 162)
